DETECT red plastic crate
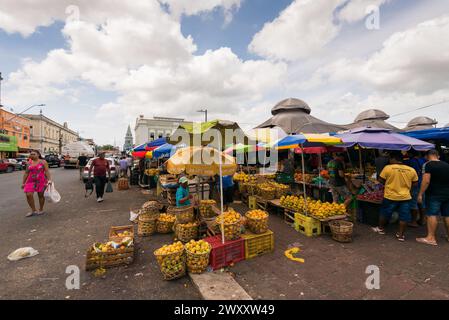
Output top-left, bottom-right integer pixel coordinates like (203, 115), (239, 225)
(204, 235), (245, 270)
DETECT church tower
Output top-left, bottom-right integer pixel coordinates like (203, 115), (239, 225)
(123, 125), (133, 151)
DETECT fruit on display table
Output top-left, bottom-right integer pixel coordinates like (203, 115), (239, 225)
(281, 195), (347, 218)
(357, 190), (384, 202)
(92, 237), (133, 253)
(145, 168), (160, 176)
(280, 195), (307, 212)
(294, 173), (315, 184)
(233, 172), (249, 182)
(245, 210), (269, 234)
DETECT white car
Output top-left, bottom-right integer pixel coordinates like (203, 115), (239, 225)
(81, 157), (119, 182)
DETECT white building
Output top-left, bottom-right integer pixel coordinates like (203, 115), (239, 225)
(134, 115), (185, 146)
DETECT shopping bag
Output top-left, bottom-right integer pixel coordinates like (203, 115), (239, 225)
(85, 179), (94, 198)
(44, 182), (61, 203)
(106, 181), (113, 193)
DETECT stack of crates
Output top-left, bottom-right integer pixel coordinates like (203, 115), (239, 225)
(204, 235), (245, 270)
(294, 213), (321, 237)
(241, 230), (274, 259)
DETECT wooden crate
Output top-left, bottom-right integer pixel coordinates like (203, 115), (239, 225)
(284, 209), (295, 226)
(85, 246), (135, 271)
(108, 225), (134, 242)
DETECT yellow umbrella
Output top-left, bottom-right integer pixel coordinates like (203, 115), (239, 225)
(166, 146), (237, 176)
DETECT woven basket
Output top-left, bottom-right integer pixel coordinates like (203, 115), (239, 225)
(154, 249), (186, 280)
(156, 217), (176, 234)
(117, 178), (129, 190)
(329, 220), (353, 243)
(175, 223), (199, 243)
(246, 183), (258, 196)
(186, 244), (211, 274)
(275, 185), (290, 199)
(168, 205), (195, 224)
(216, 220), (241, 241)
(258, 188), (276, 200)
(245, 213), (269, 234)
(138, 214), (157, 236)
(199, 201), (217, 219)
(141, 201), (161, 215)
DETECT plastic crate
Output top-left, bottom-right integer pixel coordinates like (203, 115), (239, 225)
(294, 213), (321, 237)
(242, 230), (274, 259)
(204, 235), (245, 270)
(248, 196), (257, 209)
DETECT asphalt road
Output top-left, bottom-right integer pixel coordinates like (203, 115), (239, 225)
(0, 168), (201, 300)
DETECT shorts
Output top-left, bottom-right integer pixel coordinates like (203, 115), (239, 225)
(380, 198), (412, 222)
(425, 196), (449, 217)
(330, 185), (351, 203)
(410, 186), (425, 210)
(223, 186), (234, 205)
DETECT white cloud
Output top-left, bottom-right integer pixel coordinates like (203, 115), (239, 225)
(338, 0), (390, 23)
(249, 0), (345, 61)
(160, 0), (241, 19)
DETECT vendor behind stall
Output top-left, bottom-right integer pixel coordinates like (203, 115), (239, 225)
(176, 177), (192, 207)
(327, 152), (352, 208)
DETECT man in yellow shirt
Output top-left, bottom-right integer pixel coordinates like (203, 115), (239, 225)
(372, 151), (418, 241)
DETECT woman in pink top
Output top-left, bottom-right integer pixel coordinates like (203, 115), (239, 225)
(22, 150), (52, 217)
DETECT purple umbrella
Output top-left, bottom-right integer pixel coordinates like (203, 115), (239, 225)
(335, 127), (434, 151)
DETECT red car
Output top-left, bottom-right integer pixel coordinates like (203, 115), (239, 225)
(0, 159), (15, 173)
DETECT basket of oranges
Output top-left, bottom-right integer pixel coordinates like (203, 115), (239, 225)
(175, 221), (199, 243)
(199, 200), (217, 219)
(156, 213), (176, 234)
(245, 210), (269, 234)
(185, 240), (211, 274)
(167, 205), (195, 224)
(138, 214), (158, 236)
(215, 209), (242, 241)
(154, 241), (186, 280)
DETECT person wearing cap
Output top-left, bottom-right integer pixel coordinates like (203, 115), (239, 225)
(176, 176), (192, 207)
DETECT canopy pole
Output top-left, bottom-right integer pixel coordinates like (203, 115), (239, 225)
(318, 153), (322, 189)
(358, 148), (363, 172)
(218, 139), (225, 244)
(301, 144), (308, 215)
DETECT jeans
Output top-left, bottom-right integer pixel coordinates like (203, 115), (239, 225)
(380, 198), (412, 222)
(94, 176), (107, 198)
(426, 196), (449, 217)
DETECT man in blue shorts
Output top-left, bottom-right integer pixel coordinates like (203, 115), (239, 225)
(416, 150), (449, 246)
(372, 152), (418, 241)
(405, 151), (426, 226)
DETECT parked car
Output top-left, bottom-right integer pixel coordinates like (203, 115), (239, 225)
(0, 159), (15, 173)
(15, 157), (28, 170)
(81, 157), (118, 182)
(45, 154), (61, 168)
(5, 159), (23, 171)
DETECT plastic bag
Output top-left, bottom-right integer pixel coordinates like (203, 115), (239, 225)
(106, 181), (113, 193)
(129, 210), (140, 222)
(8, 247), (39, 261)
(44, 182), (61, 203)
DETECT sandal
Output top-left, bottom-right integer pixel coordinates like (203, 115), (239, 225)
(395, 233), (405, 242)
(416, 237), (438, 246)
(37, 211), (46, 216)
(372, 227), (386, 235)
(26, 211), (37, 217)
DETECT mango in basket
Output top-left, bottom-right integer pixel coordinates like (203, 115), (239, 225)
(185, 240), (210, 255)
(155, 241), (184, 255)
(158, 213), (176, 223)
(246, 209), (268, 220)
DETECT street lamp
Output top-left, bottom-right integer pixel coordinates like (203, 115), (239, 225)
(197, 109), (208, 122)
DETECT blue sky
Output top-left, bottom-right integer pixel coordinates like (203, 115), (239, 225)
(0, 0), (448, 146)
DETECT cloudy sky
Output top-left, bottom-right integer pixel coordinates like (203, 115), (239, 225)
(1, 0), (448, 146)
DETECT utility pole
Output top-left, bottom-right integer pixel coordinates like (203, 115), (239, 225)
(40, 109), (43, 153)
(197, 109), (208, 122)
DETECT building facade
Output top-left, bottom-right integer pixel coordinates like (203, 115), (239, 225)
(23, 113), (79, 154)
(134, 115), (185, 146)
(0, 107), (32, 152)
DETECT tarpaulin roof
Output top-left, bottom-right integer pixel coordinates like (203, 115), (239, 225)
(335, 127), (434, 151)
(256, 98), (347, 134)
(346, 109), (400, 131)
(401, 127), (449, 143)
(404, 116), (438, 132)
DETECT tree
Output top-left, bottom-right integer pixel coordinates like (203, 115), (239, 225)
(98, 144), (115, 150)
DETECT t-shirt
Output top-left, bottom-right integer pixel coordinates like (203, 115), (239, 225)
(380, 164), (418, 201)
(327, 159), (345, 187)
(78, 156), (88, 166)
(176, 186), (191, 207)
(92, 158), (110, 177)
(119, 159), (128, 170)
(217, 175), (234, 190)
(423, 160), (449, 199)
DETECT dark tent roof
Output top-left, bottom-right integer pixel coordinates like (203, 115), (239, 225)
(404, 116), (438, 131)
(346, 108), (400, 131)
(256, 98), (347, 134)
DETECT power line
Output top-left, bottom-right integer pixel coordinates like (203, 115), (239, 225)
(390, 99), (449, 118)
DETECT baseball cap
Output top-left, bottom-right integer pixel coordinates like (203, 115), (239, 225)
(179, 177), (188, 184)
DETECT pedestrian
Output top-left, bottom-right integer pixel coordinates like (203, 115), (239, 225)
(22, 150), (52, 217)
(375, 150), (390, 179)
(404, 150), (426, 226)
(220, 175), (234, 211)
(372, 151), (418, 241)
(88, 152), (111, 203)
(327, 153), (352, 208)
(416, 150), (449, 246)
(76, 153), (88, 181)
(119, 156), (129, 178)
(126, 155), (133, 176)
(176, 176), (192, 207)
